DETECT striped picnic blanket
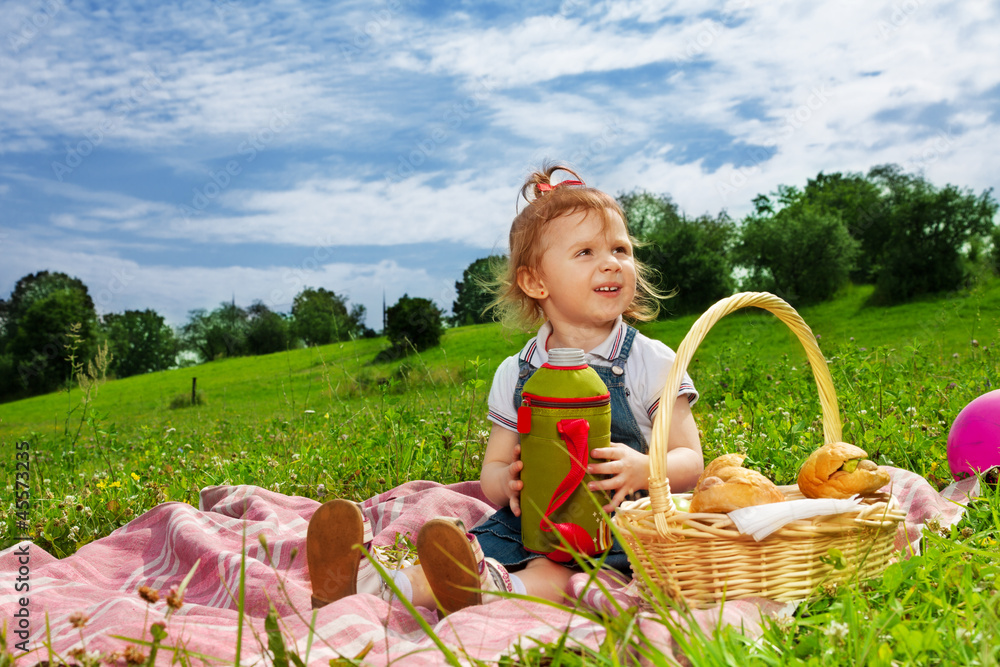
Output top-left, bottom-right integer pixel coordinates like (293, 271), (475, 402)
(0, 468), (979, 665)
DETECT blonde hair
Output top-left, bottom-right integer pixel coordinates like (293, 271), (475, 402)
(489, 163), (663, 331)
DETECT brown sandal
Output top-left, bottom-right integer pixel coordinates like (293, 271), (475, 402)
(306, 499), (365, 608)
(417, 518), (488, 615)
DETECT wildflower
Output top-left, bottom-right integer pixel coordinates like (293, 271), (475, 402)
(304, 409), (315, 415)
(849, 336), (855, 342)
(317, 484), (327, 497)
(971, 339), (980, 347)
(166, 585), (184, 610)
(138, 585), (160, 603)
(324, 412), (330, 419)
(292, 453), (300, 460)
(123, 644), (147, 664)
(823, 621), (849, 640)
(68, 611), (90, 628)
(131, 472), (140, 482)
(961, 527), (973, 538)
(906, 407), (917, 415)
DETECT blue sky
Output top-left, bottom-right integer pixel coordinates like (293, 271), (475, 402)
(1, 0), (998, 330)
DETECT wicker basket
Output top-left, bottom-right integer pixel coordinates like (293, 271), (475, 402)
(614, 292), (906, 608)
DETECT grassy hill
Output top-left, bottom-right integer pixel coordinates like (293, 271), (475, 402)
(2, 280), (998, 666)
(2, 279), (998, 444)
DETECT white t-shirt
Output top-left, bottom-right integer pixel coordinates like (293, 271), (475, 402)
(487, 317), (698, 445)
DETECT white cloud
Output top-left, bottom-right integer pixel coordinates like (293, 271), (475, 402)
(2, 0), (999, 333)
(0, 232), (450, 330)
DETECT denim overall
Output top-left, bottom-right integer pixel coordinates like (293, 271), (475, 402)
(471, 325), (645, 575)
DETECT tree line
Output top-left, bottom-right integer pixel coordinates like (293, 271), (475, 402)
(453, 164), (999, 323)
(0, 281), (371, 401)
(2, 163), (996, 402)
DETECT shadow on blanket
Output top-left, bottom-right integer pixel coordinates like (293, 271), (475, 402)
(0, 468), (979, 665)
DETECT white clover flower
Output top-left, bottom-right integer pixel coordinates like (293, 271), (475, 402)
(823, 621), (849, 640)
(292, 453), (300, 461)
(906, 406), (917, 415)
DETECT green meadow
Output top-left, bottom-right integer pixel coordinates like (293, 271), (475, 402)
(2, 280), (1000, 665)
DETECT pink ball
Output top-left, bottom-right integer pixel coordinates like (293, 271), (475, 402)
(947, 389), (1000, 480)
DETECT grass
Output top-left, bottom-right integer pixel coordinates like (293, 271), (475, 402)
(2, 276), (1000, 664)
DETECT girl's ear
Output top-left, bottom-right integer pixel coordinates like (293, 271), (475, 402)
(517, 266), (547, 300)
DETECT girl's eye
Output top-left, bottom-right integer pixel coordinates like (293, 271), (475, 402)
(614, 246), (630, 255)
(576, 249), (592, 256)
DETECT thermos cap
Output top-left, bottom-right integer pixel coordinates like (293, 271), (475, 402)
(548, 348), (586, 367)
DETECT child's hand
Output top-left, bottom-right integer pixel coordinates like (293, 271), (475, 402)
(587, 443), (650, 512)
(505, 443), (524, 516)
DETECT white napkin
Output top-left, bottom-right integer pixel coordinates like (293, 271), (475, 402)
(728, 496), (862, 541)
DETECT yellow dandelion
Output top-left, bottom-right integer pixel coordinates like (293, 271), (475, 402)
(109, 481), (122, 489)
(131, 472), (140, 482)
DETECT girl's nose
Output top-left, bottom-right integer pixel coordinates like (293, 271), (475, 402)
(601, 253), (622, 271)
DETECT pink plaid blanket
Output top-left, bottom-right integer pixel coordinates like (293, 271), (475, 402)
(0, 468), (979, 665)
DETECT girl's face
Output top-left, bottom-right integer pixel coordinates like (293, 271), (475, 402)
(522, 207), (637, 332)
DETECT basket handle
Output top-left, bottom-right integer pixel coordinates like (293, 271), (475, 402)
(648, 292), (842, 535)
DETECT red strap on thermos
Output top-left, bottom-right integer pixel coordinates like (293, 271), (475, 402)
(540, 418), (595, 561)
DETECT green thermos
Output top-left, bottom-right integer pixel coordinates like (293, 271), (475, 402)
(517, 348), (613, 562)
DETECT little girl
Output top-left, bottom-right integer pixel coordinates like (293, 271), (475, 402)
(307, 164), (703, 614)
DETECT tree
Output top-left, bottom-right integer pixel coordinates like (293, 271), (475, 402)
(0, 272), (99, 398)
(291, 287), (366, 346)
(864, 165), (998, 303)
(385, 294), (444, 352)
(102, 309), (177, 378)
(246, 301), (291, 355)
(180, 302), (249, 362)
(798, 171), (884, 283)
(735, 192), (859, 306)
(619, 191), (737, 315)
(990, 223), (1000, 276)
(7, 286), (99, 396)
(1, 271), (95, 348)
(451, 256), (501, 326)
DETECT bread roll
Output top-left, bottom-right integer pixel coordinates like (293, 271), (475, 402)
(797, 442), (891, 499)
(689, 455), (785, 513)
(694, 452), (746, 488)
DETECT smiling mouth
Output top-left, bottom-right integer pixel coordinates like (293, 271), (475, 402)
(595, 286), (620, 292)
